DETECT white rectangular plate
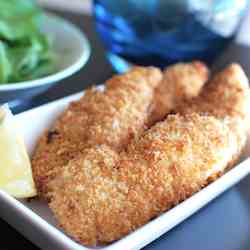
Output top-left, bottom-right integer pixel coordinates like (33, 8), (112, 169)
(1, 91), (250, 250)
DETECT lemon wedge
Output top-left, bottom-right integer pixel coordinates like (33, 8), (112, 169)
(0, 105), (36, 198)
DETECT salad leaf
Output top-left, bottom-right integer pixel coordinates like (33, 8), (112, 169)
(0, 42), (11, 82)
(0, 0), (56, 83)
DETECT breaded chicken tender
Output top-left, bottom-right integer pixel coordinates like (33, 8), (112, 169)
(32, 62), (208, 199)
(32, 67), (163, 198)
(48, 64), (250, 246)
(149, 61), (209, 125)
(178, 64), (250, 123)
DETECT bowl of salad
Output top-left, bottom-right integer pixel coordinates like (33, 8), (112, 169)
(0, 0), (91, 104)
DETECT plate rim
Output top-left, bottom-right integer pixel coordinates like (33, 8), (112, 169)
(0, 12), (91, 91)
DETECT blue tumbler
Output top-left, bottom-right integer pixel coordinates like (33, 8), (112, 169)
(94, 0), (249, 72)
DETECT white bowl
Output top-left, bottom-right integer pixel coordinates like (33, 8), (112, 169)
(0, 12), (91, 104)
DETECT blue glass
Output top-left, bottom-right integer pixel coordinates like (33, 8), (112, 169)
(94, 0), (249, 73)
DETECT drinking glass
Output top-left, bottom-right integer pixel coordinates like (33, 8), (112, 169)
(94, 0), (249, 73)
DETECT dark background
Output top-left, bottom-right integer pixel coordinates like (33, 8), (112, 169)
(2, 9), (250, 250)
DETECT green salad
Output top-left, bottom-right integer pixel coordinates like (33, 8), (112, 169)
(0, 0), (55, 83)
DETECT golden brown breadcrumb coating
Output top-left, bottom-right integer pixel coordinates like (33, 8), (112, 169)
(32, 66), (162, 198)
(178, 64), (250, 123)
(149, 61), (209, 125)
(49, 115), (246, 246)
(48, 64), (250, 246)
(32, 62), (208, 200)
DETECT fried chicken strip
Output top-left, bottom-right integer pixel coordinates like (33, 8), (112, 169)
(32, 67), (163, 198)
(177, 63), (250, 123)
(49, 64), (250, 246)
(149, 61), (209, 125)
(32, 62), (208, 199)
